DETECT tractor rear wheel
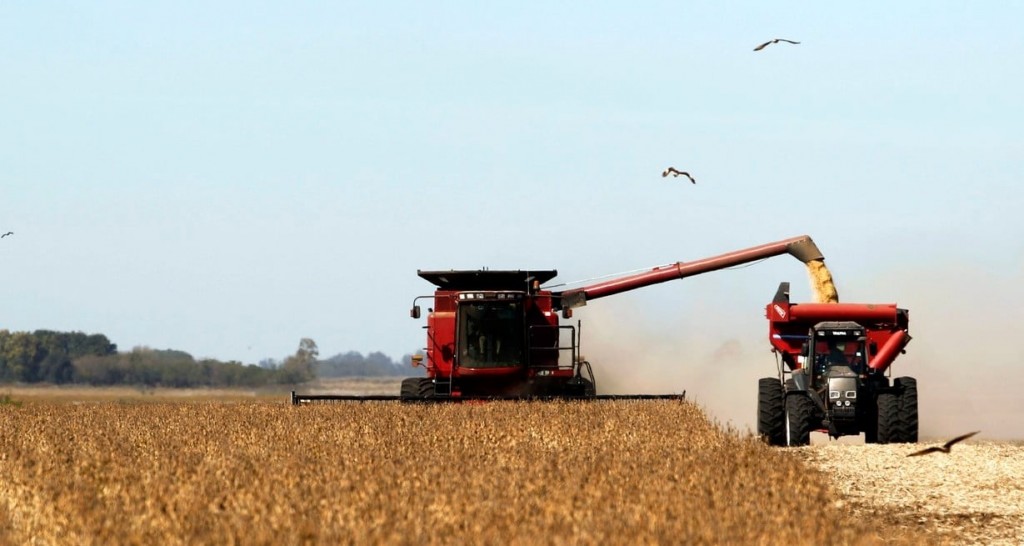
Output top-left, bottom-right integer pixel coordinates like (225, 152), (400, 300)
(895, 377), (919, 443)
(757, 378), (786, 446)
(876, 392), (903, 443)
(785, 392), (817, 447)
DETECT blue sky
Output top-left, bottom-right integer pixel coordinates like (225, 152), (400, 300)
(2, 1), (1022, 376)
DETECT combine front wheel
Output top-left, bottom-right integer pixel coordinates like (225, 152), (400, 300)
(400, 377), (421, 400)
(569, 377), (596, 397)
(757, 378), (786, 446)
(401, 377), (435, 400)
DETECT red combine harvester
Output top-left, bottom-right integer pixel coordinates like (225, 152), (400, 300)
(292, 234), (825, 404)
(759, 282), (915, 446)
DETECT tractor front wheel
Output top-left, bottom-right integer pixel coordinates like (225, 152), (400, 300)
(876, 392), (903, 443)
(785, 392), (817, 447)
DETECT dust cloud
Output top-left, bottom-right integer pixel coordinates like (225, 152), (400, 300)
(578, 302), (771, 433)
(870, 262), (1024, 441)
(577, 260), (1024, 441)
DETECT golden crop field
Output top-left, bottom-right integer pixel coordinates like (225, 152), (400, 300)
(1, 397), (929, 546)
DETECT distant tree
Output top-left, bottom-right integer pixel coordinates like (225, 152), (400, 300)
(0, 331), (43, 382)
(279, 338), (318, 384)
(72, 354), (126, 385)
(0, 328), (427, 387)
(316, 350), (424, 378)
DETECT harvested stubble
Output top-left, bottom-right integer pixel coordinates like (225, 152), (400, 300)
(801, 442), (1024, 546)
(0, 401), (921, 545)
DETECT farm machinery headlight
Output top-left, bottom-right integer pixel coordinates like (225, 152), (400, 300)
(536, 370), (553, 377)
(834, 400), (852, 407)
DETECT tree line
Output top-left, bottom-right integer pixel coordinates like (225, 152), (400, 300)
(0, 330), (420, 387)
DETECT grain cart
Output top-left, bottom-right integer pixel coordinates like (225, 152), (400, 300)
(759, 282), (916, 446)
(292, 235), (827, 403)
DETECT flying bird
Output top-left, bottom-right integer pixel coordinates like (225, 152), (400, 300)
(0, 232), (12, 238)
(662, 167), (696, 184)
(753, 38), (800, 52)
(906, 431), (980, 457)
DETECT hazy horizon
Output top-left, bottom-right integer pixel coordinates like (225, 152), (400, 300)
(3, 1), (1022, 419)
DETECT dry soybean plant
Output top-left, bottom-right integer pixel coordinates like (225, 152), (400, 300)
(0, 400), (925, 545)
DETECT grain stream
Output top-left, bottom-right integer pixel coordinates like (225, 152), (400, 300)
(806, 259), (839, 303)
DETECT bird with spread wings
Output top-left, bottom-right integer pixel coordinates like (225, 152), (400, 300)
(906, 431), (980, 457)
(1, 232), (12, 238)
(753, 38), (800, 51)
(662, 167), (696, 184)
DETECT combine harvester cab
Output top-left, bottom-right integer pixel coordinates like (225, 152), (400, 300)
(759, 282), (916, 446)
(293, 235), (827, 403)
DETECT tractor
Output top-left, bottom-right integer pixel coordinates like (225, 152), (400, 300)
(759, 282), (916, 445)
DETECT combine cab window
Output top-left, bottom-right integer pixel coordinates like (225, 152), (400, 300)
(459, 302), (523, 368)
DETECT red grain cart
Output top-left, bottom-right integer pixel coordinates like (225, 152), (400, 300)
(759, 282), (916, 446)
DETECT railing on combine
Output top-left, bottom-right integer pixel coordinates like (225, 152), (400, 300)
(527, 323), (578, 371)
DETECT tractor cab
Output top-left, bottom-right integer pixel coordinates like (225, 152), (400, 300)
(807, 321), (867, 383)
(804, 321), (868, 433)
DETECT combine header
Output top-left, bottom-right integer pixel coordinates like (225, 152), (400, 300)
(293, 235), (825, 403)
(759, 282), (916, 445)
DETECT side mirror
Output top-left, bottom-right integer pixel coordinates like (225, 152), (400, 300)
(410, 306), (421, 319)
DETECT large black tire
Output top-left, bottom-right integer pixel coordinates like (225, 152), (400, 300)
(876, 392), (902, 443)
(400, 377), (435, 400)
(574, 377), (596, 397)
(400, 377), (421, 400)
(757, 378), (786, 446)
(895, 377), (919, 443)
(785, 392), (817, 447)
